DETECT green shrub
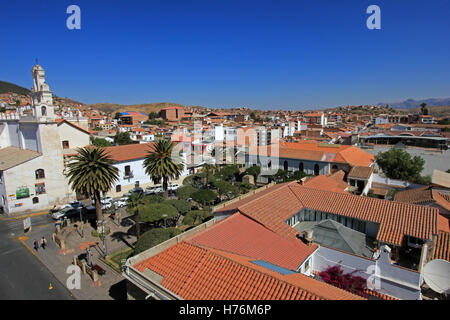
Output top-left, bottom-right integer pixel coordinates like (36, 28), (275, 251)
(176, 185), (197, 200)
(134, 227), (181, 254)
(165, 199), (191, 215)
(191, 189), (217, 206)
(183, 210), (213, 226)
(139, 203), (178, 224)
(143, 195), (165, 204)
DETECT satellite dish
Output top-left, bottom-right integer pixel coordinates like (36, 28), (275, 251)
(423, 259), (450, 294)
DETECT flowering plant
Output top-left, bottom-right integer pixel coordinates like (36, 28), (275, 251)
(318, 265), (368, 298)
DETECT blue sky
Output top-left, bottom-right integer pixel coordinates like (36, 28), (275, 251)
(1, 0), (449, 110)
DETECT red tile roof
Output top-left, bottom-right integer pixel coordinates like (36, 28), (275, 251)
(348, 166), (374, 179)
(216, 182), (438, 246)
(249, 142), (374, 167)
(432, 231), (450, 261)
(302, 174), (348, 193)
(102, 142), (155, 162)
(133, 241), (363, 300)
(187, 212), (317, 270)
(394, 187), (450, 212)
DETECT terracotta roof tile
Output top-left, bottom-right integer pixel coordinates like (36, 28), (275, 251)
(303, 174), (348, 193)
(133, 241), (352, 300)
(102, 142), (156, 162)
(348, 166), (374, 179)
(220, 182), (438, 246)
(187, 212), (317, 270)
(432, 231), (450, 261)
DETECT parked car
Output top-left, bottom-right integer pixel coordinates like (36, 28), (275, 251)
(127, 187), (144, 196)
(51, 207), (82, 220)
(102, 202), (113, 210)
(168, 183), (179, 191)
(145, 185), (162, 194)
(115, 198), (128, 208)
(69, 201), (84, 209)
(100, 196), (113, 204)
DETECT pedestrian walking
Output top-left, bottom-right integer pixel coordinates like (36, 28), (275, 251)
(41, 236), (47, 250)
(33, 239), (39, 252)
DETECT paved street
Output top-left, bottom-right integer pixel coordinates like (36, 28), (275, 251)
(0, 213), (74, 300)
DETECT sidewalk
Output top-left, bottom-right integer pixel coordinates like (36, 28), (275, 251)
(24, 212), (135, 300)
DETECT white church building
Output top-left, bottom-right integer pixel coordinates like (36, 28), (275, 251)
(0, 64), (90, 214)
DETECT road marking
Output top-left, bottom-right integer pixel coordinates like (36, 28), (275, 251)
(18, 236), (36, 256)
(0, 210), (49, 222)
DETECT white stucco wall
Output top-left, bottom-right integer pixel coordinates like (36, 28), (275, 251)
(57, 121), (90, 149)
(312, 245), (422, 300)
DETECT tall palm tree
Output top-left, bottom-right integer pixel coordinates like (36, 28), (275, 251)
(143, 140), (183, 199)
(126, 192), (145, 240)
(66, 147), (119, 230)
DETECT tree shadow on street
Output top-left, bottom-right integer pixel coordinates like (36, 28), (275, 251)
(109, 279), (127, 300)
(109, 231), (134, 249)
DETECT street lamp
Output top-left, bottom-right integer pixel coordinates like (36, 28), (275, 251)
(99, 219), (108, 258)
(162, 214), (167, 229)
(79, 208), (84, 238)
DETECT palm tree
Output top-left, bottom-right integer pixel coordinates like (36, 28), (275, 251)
(66, 147), (119, 231)
(126, 192), (145, 240)
(143, 140), (183, 199)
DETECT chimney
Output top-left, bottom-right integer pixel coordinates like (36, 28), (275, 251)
(297, 230), (314, 246)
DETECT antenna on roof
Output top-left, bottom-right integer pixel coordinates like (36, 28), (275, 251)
(35, 58), (38, 65)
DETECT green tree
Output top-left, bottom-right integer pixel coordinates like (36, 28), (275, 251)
(245, 166), (261, 180)
(215, 165), (240, 183)
(134, 228), (181, 254)
(375, 148), (426, 183)
(183, 210), (213, 226)
(191, 189), (217, 207)
(126, 192), (146, 240)
(420, 102), (429, 115)
(143, 195), (165, 204)
(143, 140), (184, 199)
(66, 147), (119, 230)
(176, 185), (197, 200)
(114, 112), (121, 120)
(90, 136), (112, 147)
(139, 203), (178, 226)
(114, 132), (133, 145)
(236, 182), (255, 194)
(213, 180), (239, 201)
(165, 199), (191, 215)
(148, 112), (160, 120)
(272, 169), (289, 183)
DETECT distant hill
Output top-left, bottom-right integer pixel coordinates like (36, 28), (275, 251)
(92, 102), (187, 115)
(398, 105), (450, 118)
(0, 80), (30, 95)
(379, 97), (450, 109)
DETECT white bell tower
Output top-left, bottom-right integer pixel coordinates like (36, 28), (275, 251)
(31, 64), (55, 121)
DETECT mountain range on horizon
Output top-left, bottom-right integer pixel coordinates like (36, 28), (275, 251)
(1, 79), (449, 113)
(378, 97), (450, 109)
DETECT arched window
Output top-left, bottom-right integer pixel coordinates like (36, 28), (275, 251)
(268, 160), (272, 169)
(35, 169), (45, 179)
(41, 106), (47, 116)
(284, 161), (288, 171)
(314, 164), (320, 176)
(32, 197), (39, 204)
(299, 162), (304, 172)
